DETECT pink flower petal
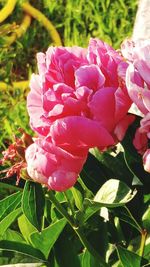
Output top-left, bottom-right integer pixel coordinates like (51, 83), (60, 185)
(27, 74), (50, 136)
(48, 170), (77, 191)
(133, 128), (148, 155)
(75, 65), (105, 91)
(142, 90), (150, 112)
(126, 64), (148, 115)
(37, 52), (46, 75)
(133, 44), (150, 85)
(88, 87), (116, 131)
(114, 115), (135, 141)
(50, 116), (115, 151)
(114, 86), (132, 123)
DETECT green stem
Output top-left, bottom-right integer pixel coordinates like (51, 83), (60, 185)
(48, 190), (73, 226)
(63, 190), (75, 217)
(139, 229), (147, 258)
(125, 206), (142, 233)
(48, 190), (109, 267)
(123, 153), (139, 182)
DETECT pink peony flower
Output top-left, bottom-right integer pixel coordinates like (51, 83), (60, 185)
(26, 38), (134, 190)
(143, 149), (150, 173)
(121, 39), (150, 115)
(122, 39), (150, 174)
(27, 38), (133, 150)
(25, 138), (87, 191)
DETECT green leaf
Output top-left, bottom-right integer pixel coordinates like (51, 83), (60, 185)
(30, 218), (67, 259)
(0, 191), (22, 221)
(116, 245), (141, 267)
(84, 179), (136, 209)
(78, 205), (101, 223)
(91, 148), (133, 186)
(127, 235), (149, 266)
(0, 229), (25, 243)
(22, 181), (45, 231)
(18, 214), (36, 244)
(87, 215), (109, 259)
(94, 179), (136, 206)
(80, 153), (112, 194)
(0, 208), (22, 236)
(0, 182), (22, 192)
(71, 187), (83, 210)
(54, 230), (81, 267)
(50, 193), (66, 222)
(111, 207), (142, 232)
(0, 240), (45, 262)
(112, 261), (123, 267)
(78, 180), (137, 224)
(81, 249), (103, 267)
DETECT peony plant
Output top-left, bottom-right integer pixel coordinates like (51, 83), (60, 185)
(0, 38), (150, 266)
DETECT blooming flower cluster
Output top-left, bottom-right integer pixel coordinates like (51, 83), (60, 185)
(121, 39), (150, 172)
(25, 38), (134, 191)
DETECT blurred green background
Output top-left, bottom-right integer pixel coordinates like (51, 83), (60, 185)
(0, 0), (138, 150)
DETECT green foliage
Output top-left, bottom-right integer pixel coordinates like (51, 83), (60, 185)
(81, 249), (101, 267)
(116, 246), (142, 267)
(0, 146), (149, 266)
(18, 214), (36, 243)
(0, 240), (46, 262)
(0, 208), (22, 236)
(93, 179), (137, 207)
(30, 218), (67, 259)
(0, 191), (22, 220)
(22, 181), (45, 231)
(1, 1), (150, 267)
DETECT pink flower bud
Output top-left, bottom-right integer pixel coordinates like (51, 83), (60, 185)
(25, 139), (87, 191)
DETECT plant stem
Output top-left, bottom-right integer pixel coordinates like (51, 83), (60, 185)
(125, 206), (142, 233)
(139, 229), (147, 257)
(63, 190), (75, 217)
(48, 190), (73, 226)
(48, 190), (109, 267)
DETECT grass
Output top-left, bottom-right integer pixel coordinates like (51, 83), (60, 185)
(0, 0), (138, 150)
